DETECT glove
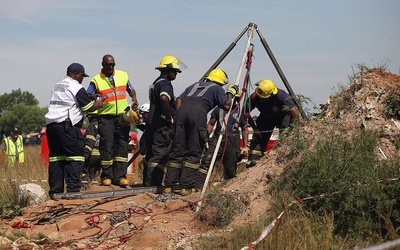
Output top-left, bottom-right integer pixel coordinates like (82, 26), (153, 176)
(240, 147), (249, 156)
(240, 146), (249, 163)
(226, 85), (239, 97)
(131, 103), (139, 114)
(122, 106), (140, 125)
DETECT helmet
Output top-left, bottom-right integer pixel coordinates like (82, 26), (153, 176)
(155, 55), (186, 73)
(206, 68), (229, 85)
(122, 106), (140, 125)
(139, 103), (150, 113)
(255, 79), (278, 98)
(226, 84), (240, 97)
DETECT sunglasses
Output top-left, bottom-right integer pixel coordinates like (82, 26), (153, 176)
(102, 62), (116, 67)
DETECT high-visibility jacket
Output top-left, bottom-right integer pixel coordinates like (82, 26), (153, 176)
(91, 70), (129, 116)
(4, 135), (24, 164)
(45, 76), (91, 126)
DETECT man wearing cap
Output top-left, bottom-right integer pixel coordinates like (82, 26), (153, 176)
(2, 126), (40, 165)
(45, 62), (103, 199)
(87, 54), (138, 187)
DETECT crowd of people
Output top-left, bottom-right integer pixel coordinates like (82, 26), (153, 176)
(3, 54), (299, 198)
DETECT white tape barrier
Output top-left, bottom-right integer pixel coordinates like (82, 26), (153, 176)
(241, 178), (399, 250)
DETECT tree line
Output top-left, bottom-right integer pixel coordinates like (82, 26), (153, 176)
(0, 89), (47, 137)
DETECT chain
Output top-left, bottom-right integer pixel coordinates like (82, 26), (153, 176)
(109, 212), (126, 225)
(144, 193), (180, 208)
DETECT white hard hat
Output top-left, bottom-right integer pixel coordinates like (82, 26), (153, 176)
(139, 103), (150, 113)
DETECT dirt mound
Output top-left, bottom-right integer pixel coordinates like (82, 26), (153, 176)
(323, 69), (400, 158)
(1, 69), (399, 250)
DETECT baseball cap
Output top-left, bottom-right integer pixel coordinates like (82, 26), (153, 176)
(67, 63), (89, 77)
(10, 126), (19, 133)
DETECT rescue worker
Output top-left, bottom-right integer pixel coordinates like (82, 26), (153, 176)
(82, 111), (101, 181)
(145, 55), (185, 186)
(45, 62), (103, 199)
(164, 68), (239, 195)
(137, 103), (150, 156)
(2, 126), (39, 165)
(245, 79), (298, 154)
(87, 54), (139, 187)
(137, 103), (149, 185)
(195, 86), (249, 190)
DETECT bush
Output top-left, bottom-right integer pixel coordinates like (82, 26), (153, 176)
(197, 187), (249, 228)
(384, 85), (400, 119)
(271, 126), (400, 244)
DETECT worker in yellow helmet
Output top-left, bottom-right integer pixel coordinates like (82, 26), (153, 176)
(164, 68), (239, 195)
(245, 79), (298, 155)
(144, 55), (185, 187)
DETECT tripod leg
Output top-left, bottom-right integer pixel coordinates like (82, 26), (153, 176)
(199, 22), (254, 82)
(255, 27), (308, 119)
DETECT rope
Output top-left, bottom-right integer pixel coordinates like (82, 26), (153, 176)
(208, 42), (255, 185)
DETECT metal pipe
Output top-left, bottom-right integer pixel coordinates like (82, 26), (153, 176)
(196, 23), (256, 212)
(199, 23), (253, 82)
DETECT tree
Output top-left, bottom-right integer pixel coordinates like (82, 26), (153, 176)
(0, 104), (46, 135)
(0, 88), (39, 116)
(0, 89), (45, 136)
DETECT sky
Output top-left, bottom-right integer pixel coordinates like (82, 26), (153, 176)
(1, 0), (399, 115)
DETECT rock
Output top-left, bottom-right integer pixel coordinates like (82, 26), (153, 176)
(19, 183), (47, 205)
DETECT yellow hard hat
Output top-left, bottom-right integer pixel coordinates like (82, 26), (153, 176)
(155, 55), (185, 73)
(255, 79), (278, 98)
(122, 107), (140, 125)
(206, 68), (229, 85)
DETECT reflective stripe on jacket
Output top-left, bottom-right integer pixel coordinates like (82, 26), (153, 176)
(4, 135), (24, 164)
(92, 70), (129, 115)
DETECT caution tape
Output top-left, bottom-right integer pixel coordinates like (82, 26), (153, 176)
(1, 179), (98, 184)
(241, 177), (400, 250)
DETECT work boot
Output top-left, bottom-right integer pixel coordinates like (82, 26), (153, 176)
(180, 188), (192, 196)
(118, 178), (129, 187)
(101, 178), (112, 186)
(191, 188), (201, 193)
(163, 187), (172, 194)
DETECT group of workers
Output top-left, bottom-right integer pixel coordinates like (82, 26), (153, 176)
(37, 53), (299, 199)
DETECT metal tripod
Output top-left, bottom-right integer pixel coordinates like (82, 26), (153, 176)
(196, 22), (306, 212)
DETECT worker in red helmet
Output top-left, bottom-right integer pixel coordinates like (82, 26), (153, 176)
(245, 79), (298, 155)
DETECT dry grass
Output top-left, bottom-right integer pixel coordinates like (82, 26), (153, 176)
(0, 145), (48, 203)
